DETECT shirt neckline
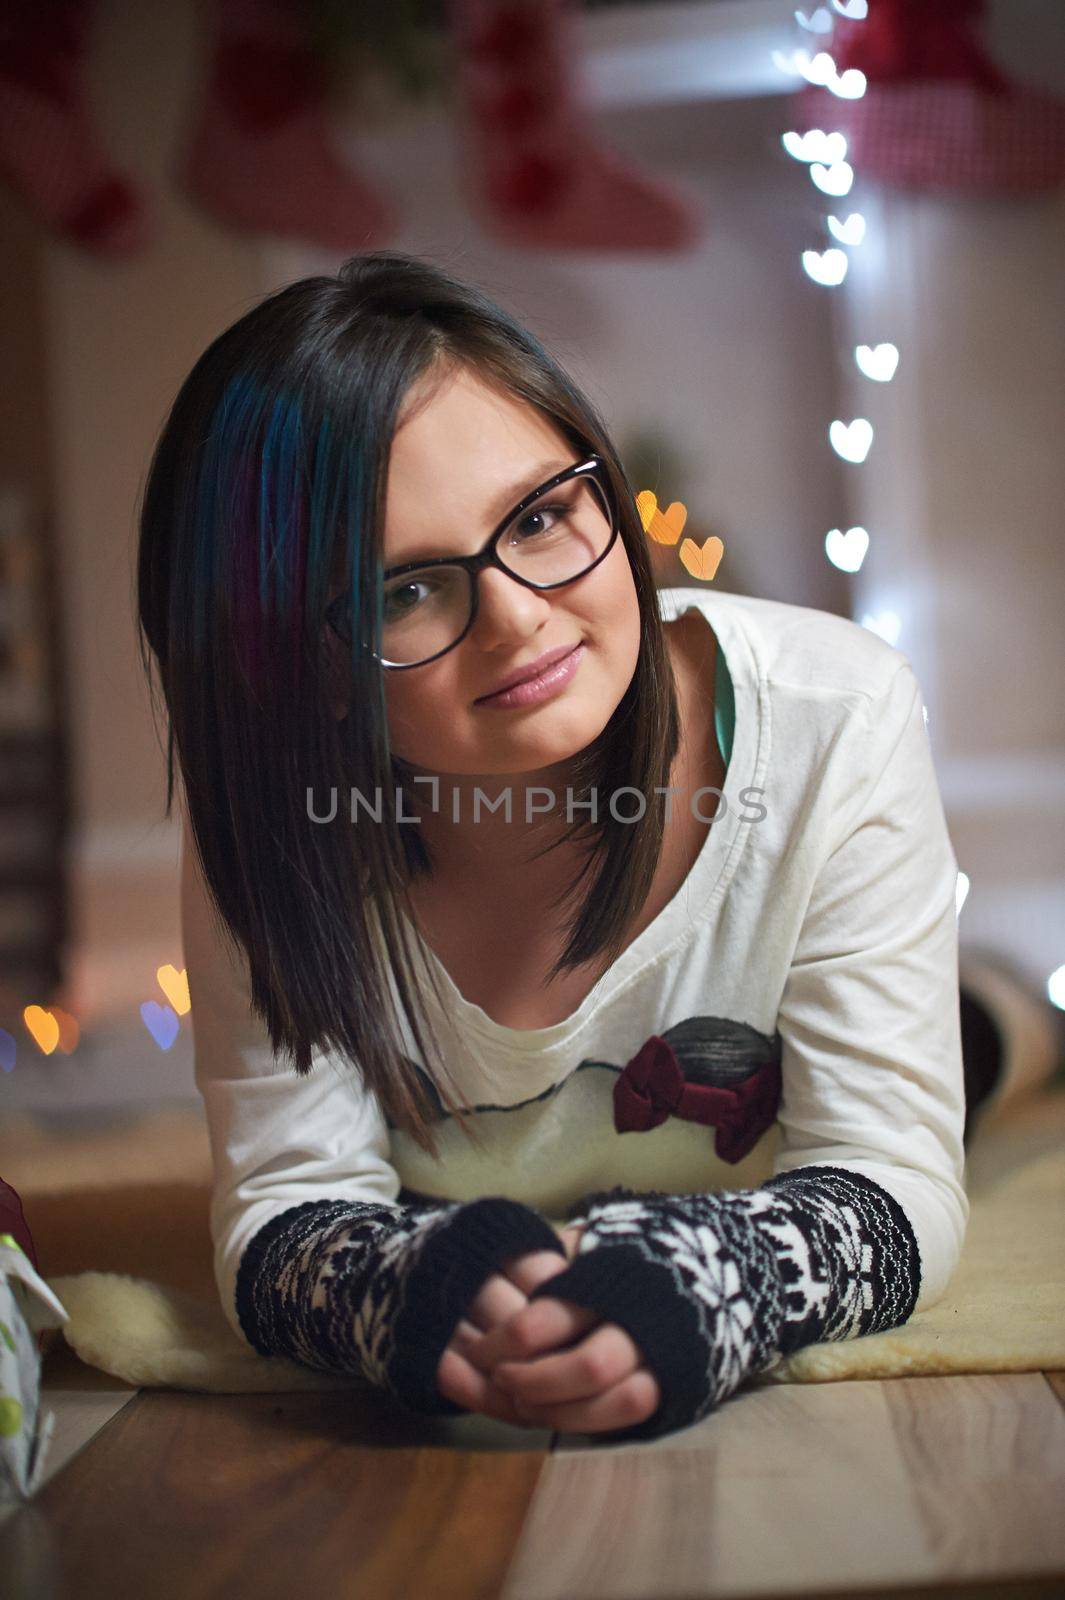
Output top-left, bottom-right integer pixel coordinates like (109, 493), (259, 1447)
(399, 587), (767, 1052)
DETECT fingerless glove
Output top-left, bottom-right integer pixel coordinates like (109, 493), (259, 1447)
(235, 1194), (567, 1416)
(528, 1165), (922, 1443)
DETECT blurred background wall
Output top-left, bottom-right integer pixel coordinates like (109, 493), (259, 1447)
(1, 0), (1063, 1117)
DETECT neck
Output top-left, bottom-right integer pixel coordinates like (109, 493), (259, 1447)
(399, 754), (593, 880)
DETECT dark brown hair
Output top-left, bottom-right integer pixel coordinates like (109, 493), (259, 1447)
(136, 251), (681, 1158)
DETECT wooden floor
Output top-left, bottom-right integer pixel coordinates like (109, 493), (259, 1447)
(4, 1357), (1065, 1599)
(2, 1097), (1065, 1598)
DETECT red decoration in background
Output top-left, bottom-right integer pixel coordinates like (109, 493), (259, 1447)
(0, 1177), (40, 1274)
(1, 0), (705, 258)
(613, 1034), (782, 1165)
(830, 0), (1009, 94)
(447, 0), (704, 252)
(788, 0), (1065, 196)
(0, 0), (152, 256)
(172, 0), (400, 253)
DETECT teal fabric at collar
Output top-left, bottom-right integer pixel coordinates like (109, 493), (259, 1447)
(714, 635), (735, 770)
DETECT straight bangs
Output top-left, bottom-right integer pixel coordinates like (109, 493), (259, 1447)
(136, 253), (681, 1158)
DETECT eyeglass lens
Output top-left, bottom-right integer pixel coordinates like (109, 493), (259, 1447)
(379, 474), (614, 666)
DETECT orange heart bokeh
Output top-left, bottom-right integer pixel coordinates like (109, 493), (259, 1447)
(679, 536), (724, 582)
(157, 963), (191, 1016)
(636, 490), (688, 546)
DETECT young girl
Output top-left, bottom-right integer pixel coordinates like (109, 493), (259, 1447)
(138, 250), (975, 1444)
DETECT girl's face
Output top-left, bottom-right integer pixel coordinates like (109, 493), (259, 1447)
(365, 364), (641, 781)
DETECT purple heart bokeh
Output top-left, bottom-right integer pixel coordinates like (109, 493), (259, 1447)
(140, 1001), (179, 1051)
(0, 1029), (15, 1073)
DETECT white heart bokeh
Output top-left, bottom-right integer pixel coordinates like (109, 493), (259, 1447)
(801, 50), (840, 88)
(956, 871), (970, 918)
(860, 610), (900, 645)
(829, 418), (873, 462)
(827, 68), (867, 99)
(856, 343), (899, 382)
(781, 129), (848, 165)
(803, 248), (848, 286)
(811, 160), (854, 197)
(827, 213), (865, 246)
(795, 7), (833, 32)
(772, 47), (804, 77)
(824, 526), (870, 572)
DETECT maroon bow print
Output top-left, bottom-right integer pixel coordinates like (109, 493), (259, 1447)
(613, 1034), (782, 1164)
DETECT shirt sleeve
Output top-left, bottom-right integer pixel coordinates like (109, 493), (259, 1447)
(527, 658), (967, 1443)
(770, 656), (968, 1309)
(181, 810), (566, 1414)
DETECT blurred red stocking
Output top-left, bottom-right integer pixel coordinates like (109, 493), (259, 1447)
(0, 1178), (39, 1274)
(174, 0), (399, 250)
(788, 0), (1065, 195)
(446, 0), (704, 253)
(0, 0), (152, 256)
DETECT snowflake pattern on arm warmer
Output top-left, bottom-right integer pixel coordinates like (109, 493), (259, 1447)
(235, 1193), (567, 1417)
(528, 1165), (922, 1443)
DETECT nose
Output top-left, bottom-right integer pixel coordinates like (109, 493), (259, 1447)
(470, 565), (552, 645)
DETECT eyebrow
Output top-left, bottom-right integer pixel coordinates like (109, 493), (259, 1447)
(384, 457), (577, 572)
(485, 458), (576, 528)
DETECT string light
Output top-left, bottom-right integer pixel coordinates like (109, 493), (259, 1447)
(794, 8), (833, 36)
(776, 4), (892, 633)
(824, 526), (869, 572)
(1047, 965), (1065, 1012)
(855, 342), (898, 381)
(810, 159), (854, 196)
(828, 417), (873, 462)
(781, 129), (848, 165)
(826, 67), (867, 99)
(826, 212), (865, 246)
(803, 246), (848, 285)
(859, 610), (901, 645)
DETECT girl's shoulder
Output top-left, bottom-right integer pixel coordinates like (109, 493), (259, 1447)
(658, 586), (910, 708)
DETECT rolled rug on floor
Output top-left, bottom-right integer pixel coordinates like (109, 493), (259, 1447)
(37, 1088), (1065, 1402)
(959, 949), (1065, 1143)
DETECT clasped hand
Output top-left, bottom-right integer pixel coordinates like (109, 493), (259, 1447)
(435, 1224), (661, 1434)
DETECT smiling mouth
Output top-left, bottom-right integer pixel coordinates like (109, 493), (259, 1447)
(475, 643), (583, 703)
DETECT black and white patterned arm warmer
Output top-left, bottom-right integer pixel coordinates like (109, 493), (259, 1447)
(235, 1194), (567, 1417)
(527, 1165), (922, 1443)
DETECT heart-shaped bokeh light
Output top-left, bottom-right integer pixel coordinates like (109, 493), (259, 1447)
(829, 418), (873, 463)
(856, 343), (899, 382)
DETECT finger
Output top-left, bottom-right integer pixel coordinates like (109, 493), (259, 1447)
(558, 1224), (585, 1258)
(463, 1271), (528, 1333)
(475, 1293), (599, 1372)
(493, 1321), (642, 1407)
(510, 1365), (662, 1435)
(435, 1344), (542, 1429)
(501, 1245), (574, 1299)
(446, 1316), (498, 1373)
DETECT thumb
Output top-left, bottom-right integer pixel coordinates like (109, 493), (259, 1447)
(557, 1223), (586, 1259)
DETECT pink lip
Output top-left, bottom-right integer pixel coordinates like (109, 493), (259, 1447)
(476, 643), (582, 701)
(475, 643), (585, 709)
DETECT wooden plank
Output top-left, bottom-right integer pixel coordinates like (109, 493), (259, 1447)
(504, 1374), (1065, 1599)
(0, 1389), (550, 1600)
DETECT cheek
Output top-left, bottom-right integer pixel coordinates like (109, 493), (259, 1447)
(383, 679), (425, 749)
(586, 546), (642, 657)
(383, 666), (461, 761)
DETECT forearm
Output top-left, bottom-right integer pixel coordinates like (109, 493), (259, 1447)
(235, 1193), (567, 1415)
(529, 1165), (922, 1442)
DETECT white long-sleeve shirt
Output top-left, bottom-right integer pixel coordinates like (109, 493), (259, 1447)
(183, 585), (968, 1433)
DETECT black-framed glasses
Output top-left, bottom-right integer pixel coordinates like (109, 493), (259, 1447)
(325, 455), (619, 669)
